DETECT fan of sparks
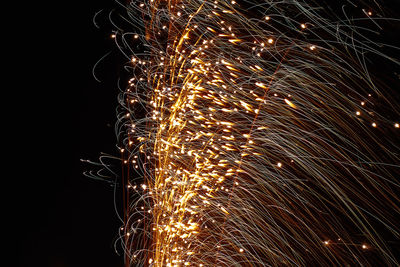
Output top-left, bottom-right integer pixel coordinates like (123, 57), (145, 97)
(110, 0), (400, 265)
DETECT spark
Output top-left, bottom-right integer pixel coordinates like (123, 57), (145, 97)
(105, 0), (400, 266)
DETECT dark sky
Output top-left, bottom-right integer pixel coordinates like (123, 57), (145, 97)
(17, 1), (124, 266)
(16, 0), (399, 266)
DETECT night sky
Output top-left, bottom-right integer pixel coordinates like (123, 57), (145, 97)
(16, 0), (400, 266)
(17, 1), (124, 266)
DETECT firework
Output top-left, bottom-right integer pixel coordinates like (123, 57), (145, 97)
(105, 0), (400, 265)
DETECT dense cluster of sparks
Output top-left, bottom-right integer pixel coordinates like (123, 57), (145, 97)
(106, 0), (400, 265)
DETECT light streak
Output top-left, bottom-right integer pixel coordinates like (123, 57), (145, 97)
(107, 0), (400, 265)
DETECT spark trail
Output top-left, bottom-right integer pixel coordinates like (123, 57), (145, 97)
(107, 0), (400, 265)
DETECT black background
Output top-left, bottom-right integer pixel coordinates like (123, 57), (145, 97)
(15, 0), (399, 266)
(16, 0), (124, 266)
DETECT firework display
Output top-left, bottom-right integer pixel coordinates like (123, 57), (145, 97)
(107, 0), (400, 265)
